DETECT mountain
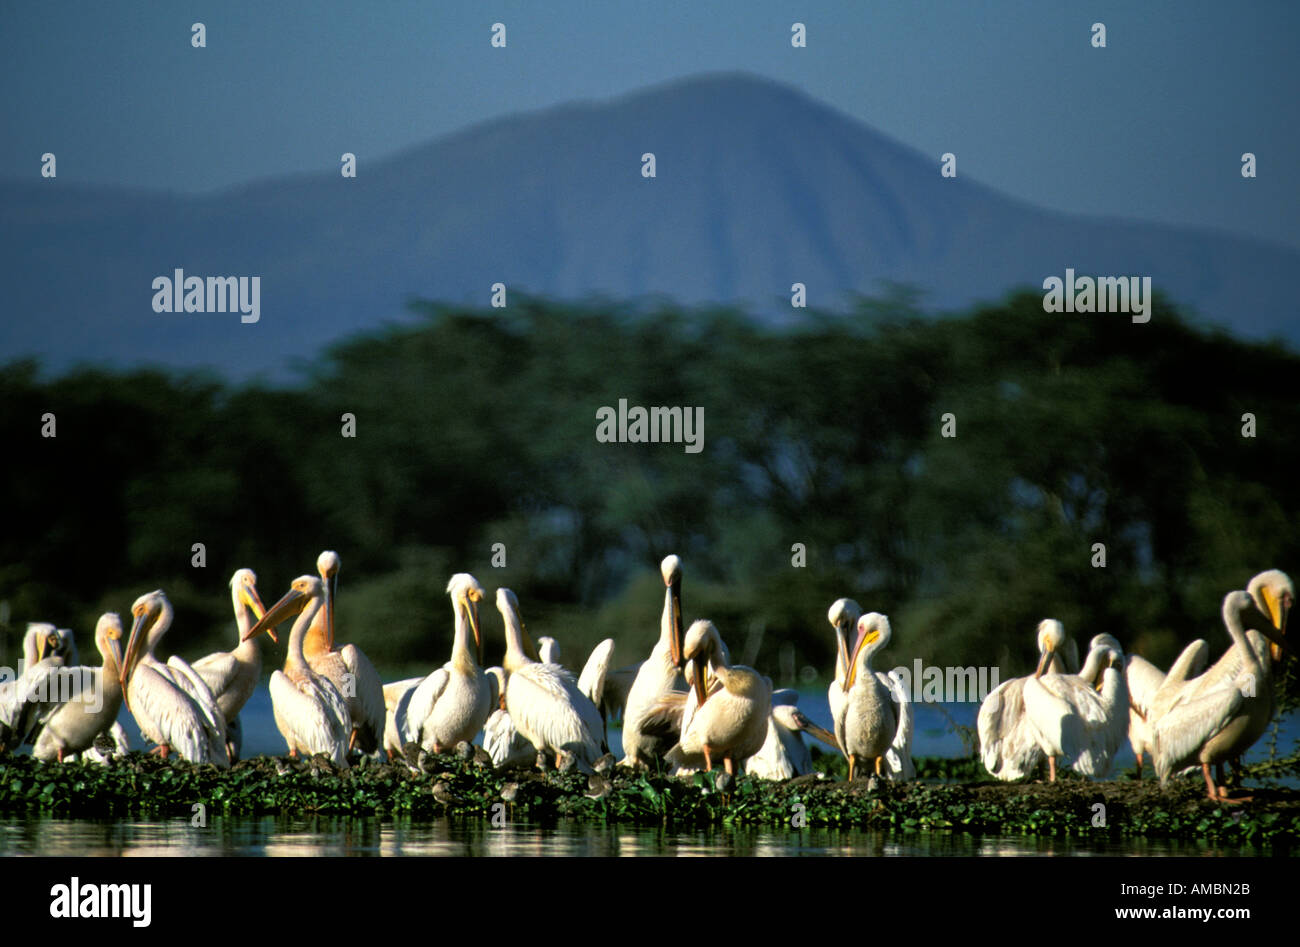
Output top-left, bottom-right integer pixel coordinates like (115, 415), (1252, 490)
(3, 73), (1297, 378)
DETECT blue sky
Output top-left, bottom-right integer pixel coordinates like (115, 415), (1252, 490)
(3, 1), (1297, 250)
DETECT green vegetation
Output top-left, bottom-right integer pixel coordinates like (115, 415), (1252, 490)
(1, 752), (1295, 847)
(2, 291), (1297, 745)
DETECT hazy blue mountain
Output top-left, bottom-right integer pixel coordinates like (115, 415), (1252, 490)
(3, 73), (1296, 378)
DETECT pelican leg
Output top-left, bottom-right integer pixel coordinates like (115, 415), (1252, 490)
(1203, 763), (1219, 801)
(1047, 756), (1057, 783)
(723, 756), (735, 777)
(289, 748), (298, 759)
(57, 748), (65, 763)
(159, 745), (170, 760)
(874, 756), (882, 777)
(703, 745), (714, 773)
(348, 729), (358, 753)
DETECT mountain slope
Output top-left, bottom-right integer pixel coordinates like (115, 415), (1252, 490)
(2, 73), (1295, 377)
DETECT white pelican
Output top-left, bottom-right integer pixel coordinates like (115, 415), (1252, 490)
(33, 614), (125, 762)
(977, 618), (1079, 781)
(828, 601), (914, 780)
(303, 551), (386, 754)
(497, 588), (606, 771)
(1079, 632), (1166, 779)
(1022, 640), (1129, 780)
(665, 620), (772, 775)
(403, 574), (493, 753)
(191, 568), (269, 762)
(0, 623), (81, 749)
(518, 630), (616, 747)
(243, 575), (353, 767)
(745, 689), (840, 781)
(120, 591), (230, 767)
(1151, 579), (1293, 800)
(620, 555), (688, 768)
(835, 612), (914, 781)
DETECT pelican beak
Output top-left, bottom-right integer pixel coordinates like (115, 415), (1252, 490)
(324, 573), (336, 650)
(1034, 647), (1054, 679)
(37, 634), (52, 663)
(835, 622), (851, 688)
(523, 623), (540, 663)
(1254, 600), (1295, 662)
(692, 658), (708, 707)
(466, 597), (482, 666)
(669, 579), (684, 671)
(244, 587), (307, 642)
(794, 713), (840, 749)
(845, 626), (878, 690)
(119, 608), (151, 706)
(1261, 587), (1291, 663)
(242, 583), (274, 643)
(107, 628), (124, 678)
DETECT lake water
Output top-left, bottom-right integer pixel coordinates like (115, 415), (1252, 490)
(0, 813), (1277, 857)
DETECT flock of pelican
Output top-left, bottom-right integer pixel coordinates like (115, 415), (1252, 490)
(977, 569), (1293, 800)
(1, 553), (1292, 802)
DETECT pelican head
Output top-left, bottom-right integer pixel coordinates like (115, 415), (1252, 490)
(95, 613), (124, 674)
(448, 573), (486, 665)
(1034, 619), (1066, 678)
(1089, 633), (1122, 653)
(230, 568), (272, 642)
(828, 598), (863, 632)
(682, 619), (723, 707)
(660, 555), (685, 671)
(846, 612), (891, 691)
(28, 623), (61, 664)
(120, 590), (171, 699)
(1247, 570), (1293, 664)
(660, 555), (682, 587)
(243, 575), (321, 642)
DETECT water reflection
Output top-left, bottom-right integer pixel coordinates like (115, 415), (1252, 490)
(0, 815), (1276, 857)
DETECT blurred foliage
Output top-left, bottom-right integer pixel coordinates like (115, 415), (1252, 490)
(1, 292), (1297, 728)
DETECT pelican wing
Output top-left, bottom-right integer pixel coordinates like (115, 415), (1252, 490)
(1152, 679), (1246, 782)
(270, 670), (350, 767)
(191, 650), (243, 703)
(577, 639), (615, 709)
(128, 665), (218, 764)
(164, 655), (229, 764)
(506, 665), (604, 768)
(404, 667), (450, 746)
(383, 677), (423, 710)
(600, 662), (641, 722)
(829, 680), (848, 756)
(483, 707), (535, 767)
(877, 669), (915, 780)
(382, 678), (422, 756)
(977, 677), (1042, 779)
(0, 660), (74, 749)
(1159, 639), (1211, 692)
(639, 690), (687, 741)
(340, 643), (386, 752)
(1125, 654), (1166, 717)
